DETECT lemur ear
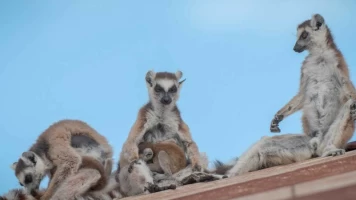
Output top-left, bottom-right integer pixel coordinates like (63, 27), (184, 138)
(176, 70), (186, 85)
(22, 151), (36, 165)
(311, 14), (324, 30)
(175, 70), (183, 80)
(10, 162), (18, 170)
(145, 70), (156, 87)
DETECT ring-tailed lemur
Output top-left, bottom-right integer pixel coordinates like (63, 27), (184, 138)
(10, 119), (113, 200)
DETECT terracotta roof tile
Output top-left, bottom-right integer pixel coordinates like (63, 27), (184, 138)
(122, 149), (356, 200)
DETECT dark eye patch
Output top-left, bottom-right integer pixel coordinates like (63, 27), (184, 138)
(168, 85), (177, 93)
(19, 182), (23, 186)
(301, 31), (308, 39)
(154, 85), (164, 93)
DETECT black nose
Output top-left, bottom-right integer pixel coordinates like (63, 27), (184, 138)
(293, 44), (304, 53)
(161, 96), (172, 105)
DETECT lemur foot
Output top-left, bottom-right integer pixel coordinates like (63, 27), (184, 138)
(309, 137), (320, 153)
(181, 172), (220, 185)
(144, 182), (176, 193)
(350, 102), (356, 121)
(322, 148), (345, 157)
(270, 115), (283, 133)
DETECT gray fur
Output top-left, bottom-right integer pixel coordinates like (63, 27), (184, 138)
(227, 134), (315, 177)
(117, 159), (155, 197)
(270, 14), (356, 160)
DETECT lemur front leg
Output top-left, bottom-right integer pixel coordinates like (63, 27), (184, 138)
(270, 93), (304, 133)
(119, 117), (148, 169)
(178, 121), (202, 171)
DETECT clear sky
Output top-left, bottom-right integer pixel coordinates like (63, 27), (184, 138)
(1, 0), (356, 194)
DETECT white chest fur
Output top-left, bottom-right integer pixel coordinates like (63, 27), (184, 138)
(302, 50), (341, 101)
(141, 108), (181, 143)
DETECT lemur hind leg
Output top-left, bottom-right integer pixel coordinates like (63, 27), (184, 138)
(157, 151), (173, 175)
(50, 169), (101, 200)
(319, 99), (356, 157)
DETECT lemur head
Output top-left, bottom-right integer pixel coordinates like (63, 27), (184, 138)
(10, 151), (47, 194)
(294, 14), (333, 53)
(139, 148), (154, 162)
(145, 70), (185, 107)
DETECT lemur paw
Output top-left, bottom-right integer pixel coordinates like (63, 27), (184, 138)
(322, 148), (345, 157)
(144, 182), (176, 193)
(270, 115), (283, 133)
(181, 172), (220, 185)
(350, 102), (356, 121)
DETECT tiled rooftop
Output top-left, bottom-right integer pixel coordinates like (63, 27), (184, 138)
(122, 142), (356, 200)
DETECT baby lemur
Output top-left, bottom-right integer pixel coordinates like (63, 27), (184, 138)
(270, 13), (356, 157)
(138, 140), (187, 175)
(10, 119), (113, 200)
(223, 14), (356, 177)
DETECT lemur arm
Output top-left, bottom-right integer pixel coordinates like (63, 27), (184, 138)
(270, 69), (306, 133)
(340, 73), (356, 101)
(119, 108), (148, 168)
(177, 120), (201, 170)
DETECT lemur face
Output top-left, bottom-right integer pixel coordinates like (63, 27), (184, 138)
(154, 79), (178, 105)
(11, 152), (46, 194)
(294, 14), (326, 53)
(145, 70), (185, 107)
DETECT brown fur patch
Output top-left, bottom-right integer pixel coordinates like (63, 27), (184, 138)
(138, 141), (187, 174)
(79, 156), (108, 191)
(155, 72), (177, 81)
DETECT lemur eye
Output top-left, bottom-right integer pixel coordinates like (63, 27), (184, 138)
(301, 31), (308, 39)
(169, 86), (177, 93)
(24, 174), (33, 184)
(19, 182), (23, 186)
(154, 85), (163, 93)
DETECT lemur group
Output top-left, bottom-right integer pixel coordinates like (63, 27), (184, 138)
(2, 13), (356, 200)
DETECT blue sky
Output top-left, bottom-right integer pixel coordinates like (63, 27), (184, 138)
(1, 0), (356, 193)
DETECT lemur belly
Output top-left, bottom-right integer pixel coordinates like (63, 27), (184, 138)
(142, 123), (187, 157)
(303, 54), (342, 135)
(71, 135), (108, 165)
